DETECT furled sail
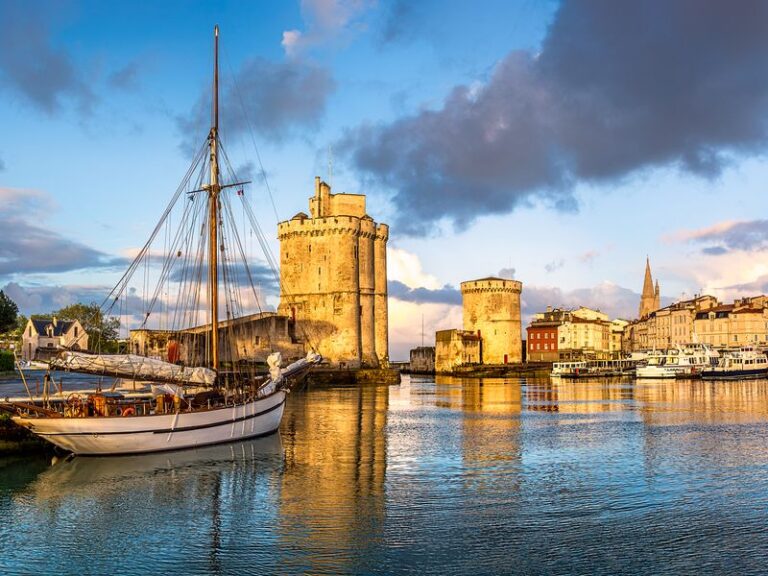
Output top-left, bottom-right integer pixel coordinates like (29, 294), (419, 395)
(50, 351), (216, 386)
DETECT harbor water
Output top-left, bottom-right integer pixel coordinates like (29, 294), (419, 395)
(3, 374), (768, 575)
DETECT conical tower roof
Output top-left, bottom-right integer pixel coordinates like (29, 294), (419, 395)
(639, 257), (657, 318)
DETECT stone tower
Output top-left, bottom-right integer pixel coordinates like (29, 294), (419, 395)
(277, 177), (388, 368)
(460, 277), (523, 364)
(639, 257), (660, 318)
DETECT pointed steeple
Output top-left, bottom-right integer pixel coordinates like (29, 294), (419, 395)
(639, 257), (658, 318)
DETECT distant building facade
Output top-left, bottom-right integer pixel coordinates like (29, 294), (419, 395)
(278, 177), (389, 368)
(22, 317), (88, 361)
(527, 306), (618, 361)
(409, 346), (435, 373)
(624, 294), (768, 351)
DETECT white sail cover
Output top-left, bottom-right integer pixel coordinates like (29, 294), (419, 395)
(50, 351), (216, 386)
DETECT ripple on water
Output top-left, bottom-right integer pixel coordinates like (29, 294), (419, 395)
(3, 376), (768, 575)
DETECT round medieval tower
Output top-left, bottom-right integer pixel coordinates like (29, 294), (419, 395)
(460, 277), (523, 364)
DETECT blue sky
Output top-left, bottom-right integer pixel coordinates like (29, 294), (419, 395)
(2, 0), (768, 359)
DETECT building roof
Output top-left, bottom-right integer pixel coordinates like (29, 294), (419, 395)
(31, 318), (75, 337)
(731, 307), (765, 315)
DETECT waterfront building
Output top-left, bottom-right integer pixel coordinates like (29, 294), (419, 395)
(21, 317), (88, 361)
(409, 346), (435, 373)
(461, 277), (523, 364)
(639, 258), (661, 318)
(610, 319), (629, 355)
(526, 307), (561, 362)
(527, 306), (616, 361)
(435, 329), (481, 373)
(624, 293), (768, 351)
(278, 177), (389, 368)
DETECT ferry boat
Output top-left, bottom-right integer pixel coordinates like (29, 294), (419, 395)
(636, 345), (717, 379)
(551, 359), (635, 378)
(701, 347), (768, 380)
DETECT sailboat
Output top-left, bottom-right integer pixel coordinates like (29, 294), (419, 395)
(0, 27), (321, 456)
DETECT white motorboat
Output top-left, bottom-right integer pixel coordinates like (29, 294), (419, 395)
(701, 347), (768, 380)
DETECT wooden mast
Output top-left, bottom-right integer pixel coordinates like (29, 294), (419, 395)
(208, 25), (220, 371)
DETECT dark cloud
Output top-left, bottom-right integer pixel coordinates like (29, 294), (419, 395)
(0, 189), (127, 278)
(379, 0), (425, 45)
(340, 0), (768, 235)
(521, 282), (668, 323)
(388, 280), (461, 305)
(0, 217), (127, 277)
(544, 259), (565, 273)
(0, 4), (95, 115)
(2, 281), (111, 316)
(177, 58), (335, 154)
(108, 62), (140, 91)
(723, 274), (768, 294)
(389, 277), (660, 324)
(168, 261), (278, 293)
(689, 220), (768, 254)
(702, 246), (729, 256)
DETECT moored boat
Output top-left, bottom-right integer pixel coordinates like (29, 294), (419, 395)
(701, 347), (768, 380)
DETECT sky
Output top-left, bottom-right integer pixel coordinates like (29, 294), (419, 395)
(2, 0), (768, 360)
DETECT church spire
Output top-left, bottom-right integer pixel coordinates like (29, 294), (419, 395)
(639, 257), (658, 318)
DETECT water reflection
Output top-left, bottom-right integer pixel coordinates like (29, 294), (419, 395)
(3, 376), (768, 574)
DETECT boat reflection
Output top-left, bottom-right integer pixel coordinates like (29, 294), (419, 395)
(25, 434), (283, 503)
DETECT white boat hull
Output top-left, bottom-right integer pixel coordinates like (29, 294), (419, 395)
(11, 390), (286, 456)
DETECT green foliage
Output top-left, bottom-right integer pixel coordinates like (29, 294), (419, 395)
(0, 351), (14, 372)
(52, 302), (121, 352)
(0, 291), (18, 334)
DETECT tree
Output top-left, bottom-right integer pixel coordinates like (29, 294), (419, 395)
(52, 302), (121, 352)
(0, 291), (18, 334)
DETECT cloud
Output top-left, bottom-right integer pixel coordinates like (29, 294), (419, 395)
(2, 282), (112, 316)
(579, 250), (598, 264)
(498, 267), (515, 279)
(0, 3), (95, 115)
(544, 259), (565, 273)
(0, 188), (127, 278)
(521, 282), (654, 323)
(339, 0), (768, 235)
(387, 247), (442, 289)
(177, 57), (335, 153)
(282, 0), (374, 57)
(388, 280), (461, 306)
(108, 62), (140, 91)
(168, 261), (278, 293)
(677, 219), (768, 254)
(379, 0), (424, 45)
